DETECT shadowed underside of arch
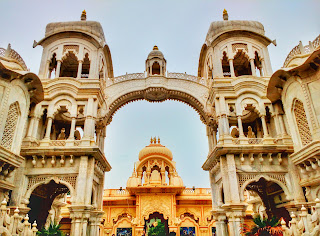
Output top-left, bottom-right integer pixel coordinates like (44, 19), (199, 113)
(104, 87), (213, 125)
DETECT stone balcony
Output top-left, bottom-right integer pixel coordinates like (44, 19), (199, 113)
(291, 141), (320, 186)
(203, 135), (294, 172)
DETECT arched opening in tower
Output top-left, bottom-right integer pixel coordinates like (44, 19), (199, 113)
(60, 51), (79, 78)
(233, 50), (252, 76)
(245, 177), (290, 223)
(152, 61), (161, 75)
(81, 53), (90, 78)
(27, 180), (70, 230)
(222, 51), (231, 77)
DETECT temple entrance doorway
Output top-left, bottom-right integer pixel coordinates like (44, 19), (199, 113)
(245, 177), (291, 223)
(27, 180), (70, 229)
(144, 212), (169, 236)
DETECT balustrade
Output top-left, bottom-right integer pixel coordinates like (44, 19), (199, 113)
(0, 200), (38, 236)
(281, 199), (320, 236)
(108, 72), (207, 86)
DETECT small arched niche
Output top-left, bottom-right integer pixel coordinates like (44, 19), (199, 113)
(152, 61), (161, 75)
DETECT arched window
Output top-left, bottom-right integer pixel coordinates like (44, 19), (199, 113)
(222, 51), (230, 77)
(233, 50), (251, 76)
(152, 61), (160, 75)
(0, 102), (20, 150)
(48, 53), (57, 79)
(293, 99), (312, 146)
(60, 52), (79, 78)
(81, 53), (90, 78)
(254, 51), (263, 76)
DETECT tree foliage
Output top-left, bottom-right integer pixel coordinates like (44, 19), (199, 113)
(37, 222), (65, 236)
(148, 221), (166, 236)
(241, 216), (283, 236)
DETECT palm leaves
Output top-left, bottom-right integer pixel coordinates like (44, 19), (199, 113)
(241, 216), (283, 236)
(37, 222), (65, 236)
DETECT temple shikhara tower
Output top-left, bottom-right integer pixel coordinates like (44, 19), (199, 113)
(0, 8), (319, 236)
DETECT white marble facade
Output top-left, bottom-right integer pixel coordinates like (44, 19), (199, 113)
(0, 9), (319, 236)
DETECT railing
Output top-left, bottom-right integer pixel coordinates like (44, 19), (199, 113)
(283, 34), (320, 68)
(104, 189), (130, 197)
(0, 200), (38, 236)
(108, 72), (207, 86)
(181, 188), (212, 195)
(167, 72), (206, 85)
(281, 199), (320, 235)
(232, 138), (264, 145)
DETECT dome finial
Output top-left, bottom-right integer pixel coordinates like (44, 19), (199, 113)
(81, 10), (87, 21)
(158, 137), (160, 144)
(153, 45), (158, 50)
(223, 9), (228, 21)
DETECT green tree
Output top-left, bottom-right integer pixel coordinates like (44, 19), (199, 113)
(148, 222), (166, 236)
(240, 216), (283, 236)
(37, 222), (65, 236)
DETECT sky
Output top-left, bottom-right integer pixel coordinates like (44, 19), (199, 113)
(1, 0), (319, 189)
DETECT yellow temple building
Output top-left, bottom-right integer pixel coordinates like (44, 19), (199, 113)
(60, 138), (215, 236)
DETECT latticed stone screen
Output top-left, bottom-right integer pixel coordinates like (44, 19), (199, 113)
(293, 99), (312, 146)
(0, 102), (19, 149)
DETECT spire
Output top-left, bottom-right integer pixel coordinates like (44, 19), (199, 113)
(223, 9), (228, 21)
(4, 43), (11, 57)
(81, 10), (87, 21)
(153, 45), (159, 50)
(158, 137), (160, 144)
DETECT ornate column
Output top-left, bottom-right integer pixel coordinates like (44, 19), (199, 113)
(237, 115), (245, 138)
(44, 116), (53, 140)
(68, 117), (77, 140)
(83, 97), (94, 145)
(260, 115), (269, 137)
(26, 116), (35, 137)
(77, 60), (83, 78)
(214, 213), (228, 236)
(278, 114), (288, 135)
(207, 125), (214, 153)
(55, 60), (62, 78)
(272, 114), (281, 137)
(249, 58), (256, 76)
(229, 59), (235, 77)
(44, 60), (50, 79)
(32, 115), (40, 139)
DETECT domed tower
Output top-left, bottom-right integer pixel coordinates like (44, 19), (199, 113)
(127, 137), (183, 189)
(198, 9), (274, 79)
(16, 11), (112, 235)
(35, 10), (113, 80)
(146, 46), (167, 76)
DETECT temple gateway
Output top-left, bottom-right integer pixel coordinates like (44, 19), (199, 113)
(0, 9), (319, 236)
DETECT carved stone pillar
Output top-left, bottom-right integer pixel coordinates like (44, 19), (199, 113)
(260, 115), (269, 137)
(237, 116), (245, 138)
(229, 59), (235, 77)
(68, 117), (77, 140)
(55, 60), (61, 78)
(32, 115), (40, 139)
(77, 60), (83, 78)
(26, 116), (35, 137)
(69, 206), (91, 236)
(249, 58), (256, 76)
(44, 117), (53, 140)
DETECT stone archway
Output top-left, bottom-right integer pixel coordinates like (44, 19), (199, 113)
(27, 179), (70, 229)
(145, 212), (169, 236)
(244, 177), (291, 222)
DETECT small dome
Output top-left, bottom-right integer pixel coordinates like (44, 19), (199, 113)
(147, 45), (165, 59)
(139, 138), (173, 161)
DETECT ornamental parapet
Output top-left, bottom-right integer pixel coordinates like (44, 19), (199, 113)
(108, 72), (207, 86)
(283, 34), (320, 68)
